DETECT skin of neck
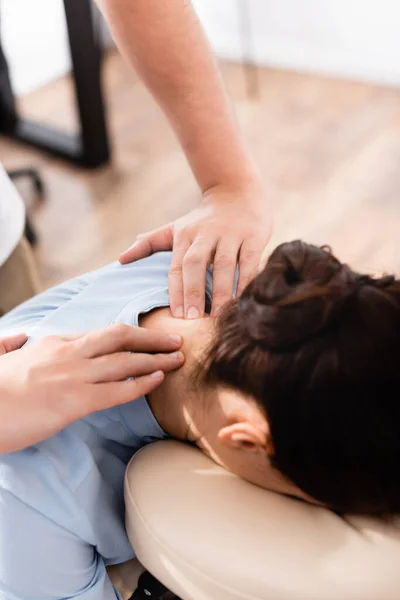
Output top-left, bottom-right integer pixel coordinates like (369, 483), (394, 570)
(140, 307), (214, 441)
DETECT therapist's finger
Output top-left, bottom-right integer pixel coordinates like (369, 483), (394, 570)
(86, 372), (167, 413)
(181, 238), (216, 319)
(210, 239), (239, 316)
(236, 241), (264, 297)
(0, 333), (28, 356)
(168, 232), (191, 318)
(88, 350), (185, 382)
(74, 324), (182, 358)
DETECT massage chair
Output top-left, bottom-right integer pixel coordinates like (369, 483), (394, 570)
(109, 440), (400, 600)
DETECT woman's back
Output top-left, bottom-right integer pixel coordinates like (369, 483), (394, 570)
(0, 253), (212, 599)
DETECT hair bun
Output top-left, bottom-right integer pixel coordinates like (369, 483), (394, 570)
(238, 241), (359, 350)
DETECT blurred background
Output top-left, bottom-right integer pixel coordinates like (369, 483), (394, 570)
(1, 0), (400, 292)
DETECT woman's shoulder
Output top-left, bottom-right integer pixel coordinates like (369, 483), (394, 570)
(0, 252), (175, 339)
(0, 251), (214, 338)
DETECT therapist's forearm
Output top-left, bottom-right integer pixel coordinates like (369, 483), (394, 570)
(95, 0), (261, 194)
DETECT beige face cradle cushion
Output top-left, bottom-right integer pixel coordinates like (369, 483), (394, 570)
(124, 440), (400, 600)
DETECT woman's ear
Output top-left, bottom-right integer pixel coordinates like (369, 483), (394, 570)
(218, 422), (272, 453)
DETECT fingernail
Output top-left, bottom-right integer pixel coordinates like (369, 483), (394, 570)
(168, 334), (182, 344)
(173, 306), (184, 318)
(151, 370), (164, 379)
(172, 351), (184, 361)
(186, 306), (200, 319)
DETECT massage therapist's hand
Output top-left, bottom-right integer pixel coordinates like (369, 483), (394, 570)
(98, 0), (273, 317)
(0, 324), (183, 454)
(120, 183), (273, 318)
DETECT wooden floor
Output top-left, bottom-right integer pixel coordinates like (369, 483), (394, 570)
(1, 50), (400, 290)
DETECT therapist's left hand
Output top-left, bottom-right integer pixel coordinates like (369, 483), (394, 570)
(0, 325), (184, 454)
(120, 183), (273, 318)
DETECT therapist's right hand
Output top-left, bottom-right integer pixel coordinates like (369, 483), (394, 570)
(0, 324), (184, 454)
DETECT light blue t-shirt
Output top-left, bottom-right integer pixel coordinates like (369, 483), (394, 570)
(0, 252), (212, 600)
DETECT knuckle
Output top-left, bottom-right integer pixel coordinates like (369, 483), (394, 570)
(185, 286), (203, 300)
(182, 252), (206, 269)
(212, 290), (231, 302)
(173, 237), (190, 252)
(213, 255), (234, 271)
(114, 352), (131, 366)
(241, 248), (260, 263)
(43, 335), (65, 356)
(175, 224), (191, 238)
(173, 236), (190, 250)
(108, 323), (130, 337)
(168, 263), (183, 277)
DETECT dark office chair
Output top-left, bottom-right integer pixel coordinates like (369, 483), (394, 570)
(7, 168), (44, 246)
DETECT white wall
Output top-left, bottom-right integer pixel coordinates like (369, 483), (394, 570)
(2, 0), (111, 96)
(193, 0), (400, 87)
(3, 0), (400, 95)
(2, 0), (70, 96)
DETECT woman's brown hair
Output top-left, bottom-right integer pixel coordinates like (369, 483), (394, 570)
(200, 241), (400, 516)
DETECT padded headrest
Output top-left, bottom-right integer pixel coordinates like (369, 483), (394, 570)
(125, 440), (400, 600)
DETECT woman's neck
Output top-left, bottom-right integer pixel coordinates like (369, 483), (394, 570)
(139, 307), (212, 441)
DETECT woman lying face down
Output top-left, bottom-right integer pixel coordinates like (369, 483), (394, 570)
(0, 240), (399, 600)
(144, 240), (400, 516)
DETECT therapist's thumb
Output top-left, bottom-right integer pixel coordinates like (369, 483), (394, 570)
(119, 225), (173, 264)
(0, 333), (27, 356)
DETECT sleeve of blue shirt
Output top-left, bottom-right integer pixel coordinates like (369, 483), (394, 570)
(0, 488), (121, 600)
